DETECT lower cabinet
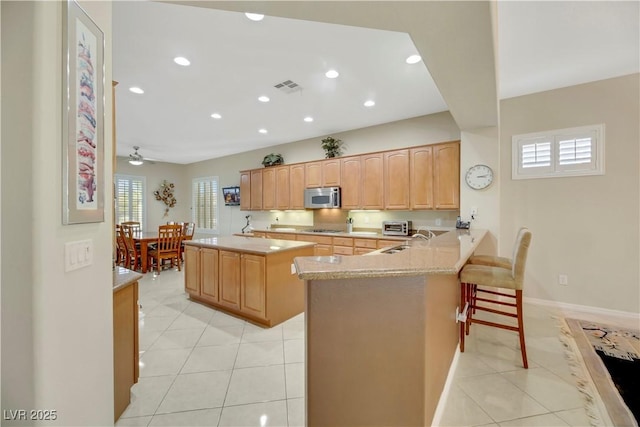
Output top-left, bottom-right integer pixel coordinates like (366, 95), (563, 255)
(185, 244), (313, 326)
(113, 280), (139, 422)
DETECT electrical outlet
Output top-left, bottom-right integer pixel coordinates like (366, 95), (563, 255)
(558, 274), (568, 286)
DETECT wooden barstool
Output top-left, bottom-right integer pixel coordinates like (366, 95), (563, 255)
(459, 228), (532, 368)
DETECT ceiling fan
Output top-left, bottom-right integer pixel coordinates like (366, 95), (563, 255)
(128, 146), (155, 165)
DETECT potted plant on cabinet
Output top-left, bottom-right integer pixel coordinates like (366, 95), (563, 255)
(321, 136), (344, 158)
(262, 153), (284, 167)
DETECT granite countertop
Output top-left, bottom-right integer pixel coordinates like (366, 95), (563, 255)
(185, 235), (316, 255)
(245, 228), (454, 241)
(113, 266), (143, 292)
(294, 229), (487, 280)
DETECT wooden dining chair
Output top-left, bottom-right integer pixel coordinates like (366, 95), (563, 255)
(121, 221), (141, 232)
(180, 222), (195, 262)
(459, 228), (532, 368)
(148, 224), (183, 274)
(120, 224), (141, 271)
(115, 225), (128, 267)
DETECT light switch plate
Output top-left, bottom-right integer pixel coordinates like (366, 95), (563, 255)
(65, 239), (93, 272)
(290, 263), (297, 275)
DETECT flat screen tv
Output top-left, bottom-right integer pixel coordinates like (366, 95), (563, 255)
(222, 186), (240, 206)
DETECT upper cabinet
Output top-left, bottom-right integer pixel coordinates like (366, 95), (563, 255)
(289, 164), (305, 210)
(384, 149), (410, 210)
(239, 140), (460, 212)
(433, 142), (460, 209)
(361, 153), (384, 210)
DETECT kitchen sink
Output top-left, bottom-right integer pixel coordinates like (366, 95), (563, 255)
(381, 244), (411, 254)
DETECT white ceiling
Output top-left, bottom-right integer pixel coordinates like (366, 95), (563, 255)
(113, 1), (639, 165)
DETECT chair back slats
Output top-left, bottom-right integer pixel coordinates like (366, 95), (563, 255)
(183, 222), (195, 240)
(121, 221), (141, 232)
(157, 224), (183, 253)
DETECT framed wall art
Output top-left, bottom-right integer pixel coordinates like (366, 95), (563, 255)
(62, 0), (105, 224)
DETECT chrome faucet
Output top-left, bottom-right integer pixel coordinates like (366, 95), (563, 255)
(412, 227), (435, 240)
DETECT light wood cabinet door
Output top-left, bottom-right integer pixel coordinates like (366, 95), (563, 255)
(322, 159), (341, 186)
(315, 245), (333, 256)
(384, 149), (410, 209)
(433, 142), (460, 209)
(341, 156), (361, 209)
(240, 254), (266, 319)
(200, 248), (219, 304)
(240, 171), (251, 210)
(250, 170), (263, 210)
(361, 153), (384, 209)
(275, 166), (290, 209)
(410, 146), (434, 209)
(184, 245), (200, 295)
(290, 164), (305, 209)
(305, 161), (322, 188)
(262, 167), (276, 210)
(219, 251), (241, 310)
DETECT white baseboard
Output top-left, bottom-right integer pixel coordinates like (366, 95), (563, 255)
(431, 347), (461, 427)
(524, 296), (640, 320)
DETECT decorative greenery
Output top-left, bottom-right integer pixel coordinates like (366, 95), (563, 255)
(262, 153), (284, 167)
(321, 136), (344, 158)
(154, 180), (176, 217)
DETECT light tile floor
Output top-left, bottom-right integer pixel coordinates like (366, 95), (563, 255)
(116, 268), (637, 427)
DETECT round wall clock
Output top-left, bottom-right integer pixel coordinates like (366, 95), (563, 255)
(465, 164), (494, 190)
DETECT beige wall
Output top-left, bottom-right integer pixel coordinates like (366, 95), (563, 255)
(116, 157), (190, 231)
(1, 1), (115, 424)
(500, 74), (640, 313)
(186, 112), (461, 235)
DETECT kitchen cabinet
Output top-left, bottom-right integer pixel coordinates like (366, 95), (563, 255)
(332, 236), (354, 256)
(240, 254), (266, 319)
(377, 239), (402, 249)
(305, 161), (322, 188)
(240, 171), (251, 210)
(266, 232), (295, 240)
(290, 164), (305, 209)
(341, 156), (361, 209)
(361, 153), (384, 209)
(219, 250), (241, 310)
(184, 238), (314, 326)
(354, 238), (377, 254)
(410, 146), (434, 209)
(276, 165), (290, 209)
(433, 142), (460, 209)
(298, 234), (332, 256)
(250, 170), (263, 210)
(262, 167), (276, 210)
(384, 149), (410, 210)
(322, 159), (341, 186)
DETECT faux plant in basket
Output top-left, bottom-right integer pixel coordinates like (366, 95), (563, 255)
(321, 136), (343, 158)
(262, 153), (284, 167)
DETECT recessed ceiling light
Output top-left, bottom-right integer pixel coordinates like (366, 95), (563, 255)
(303, 116), (314, 123)
(245, 12), (264, 21)
(258, 128), (268, 134)
(325, 69), (339, 79)
(173, 56), (191, 66)
(129, 87), (144, 94)
(364, 100), (376, 107)
(210, 113), (222, 119)
(258, 96), (270, 103)
(406, 54), (422, 64)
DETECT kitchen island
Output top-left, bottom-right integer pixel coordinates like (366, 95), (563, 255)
(294, 228), (487, 426)
(184, 236), (315, 327)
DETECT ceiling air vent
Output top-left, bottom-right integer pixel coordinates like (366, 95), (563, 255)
(274, 79), (302, 94)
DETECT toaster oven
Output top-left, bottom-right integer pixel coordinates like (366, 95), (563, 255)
(382, 220), (412, 236)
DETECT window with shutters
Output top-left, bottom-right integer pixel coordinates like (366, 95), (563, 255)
(192, 176), (219, 233)
(512, 124), (604, 179)
(115, 174), (146, 228)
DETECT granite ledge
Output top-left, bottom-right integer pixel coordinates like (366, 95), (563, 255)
(294, 229), (487, 280)
(113, 266), (143, 292)
(185, 235), (315, 255)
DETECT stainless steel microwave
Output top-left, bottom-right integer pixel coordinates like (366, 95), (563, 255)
(304, 187), (341, 209)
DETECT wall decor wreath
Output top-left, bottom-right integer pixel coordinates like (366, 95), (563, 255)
(154, 180), (176, 217)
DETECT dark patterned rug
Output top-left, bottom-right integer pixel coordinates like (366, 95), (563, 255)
(561, 318), (639, 427)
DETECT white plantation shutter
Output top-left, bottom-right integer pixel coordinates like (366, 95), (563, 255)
(513, 124), (604, 179)
(115, 174), (145, 227)
(192, 176), (219, 232)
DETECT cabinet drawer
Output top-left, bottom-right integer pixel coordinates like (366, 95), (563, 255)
(353, 238), (377, 249)
(266, 232), (295, 240)
(333, 245), (354, 255)
(354, 247), (376, 255)
(332, 237), (353, 247)
(252, 231), (266, 238)
(377, 239), (405, 249)
(297, 234), (333, 245)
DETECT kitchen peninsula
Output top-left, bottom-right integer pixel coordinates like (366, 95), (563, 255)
(294, 229), (487, 426)
(184, 236), (315, 327)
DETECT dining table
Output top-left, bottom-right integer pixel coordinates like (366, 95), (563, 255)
(132, 231), (159, 273)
